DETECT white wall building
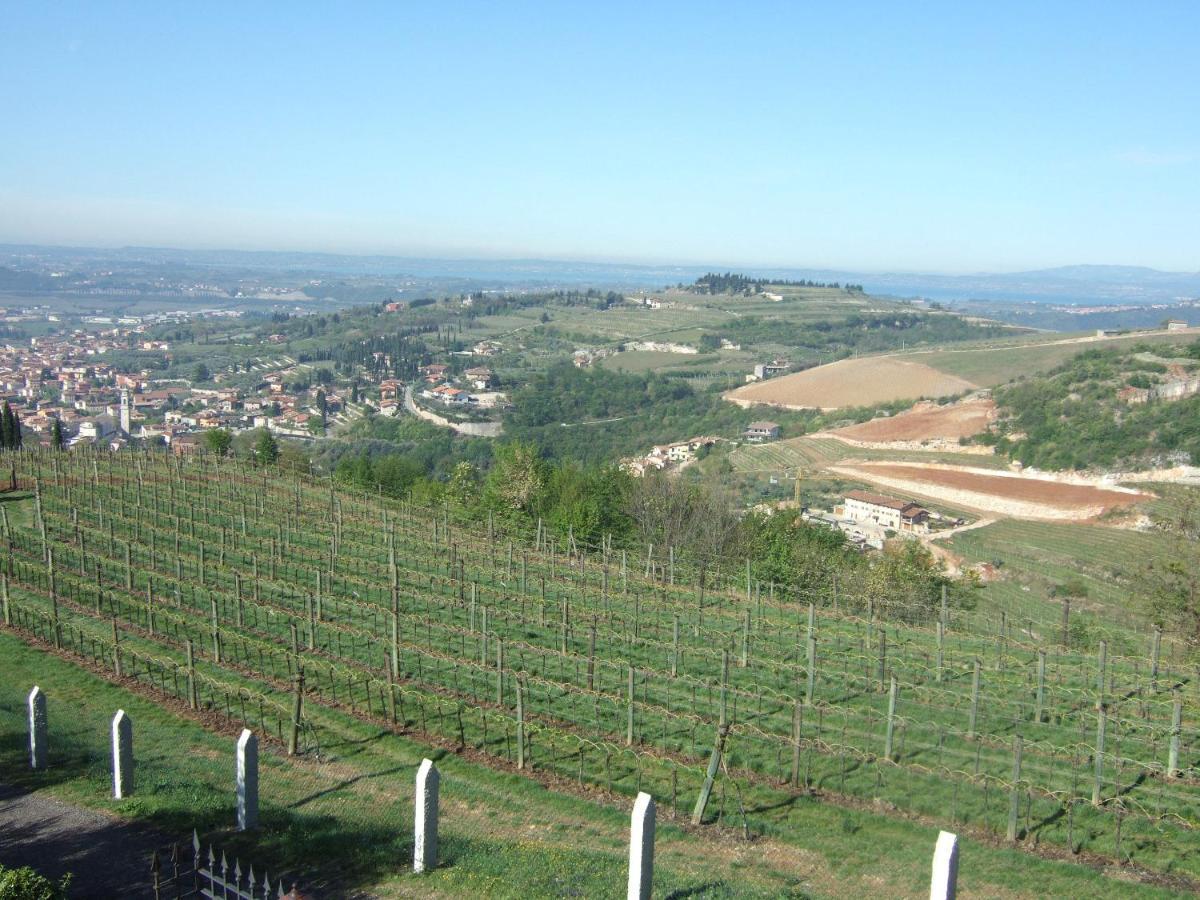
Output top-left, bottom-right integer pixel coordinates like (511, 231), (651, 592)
(842, 490), (930, 534)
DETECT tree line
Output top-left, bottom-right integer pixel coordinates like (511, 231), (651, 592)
(692, 272), (865, 294)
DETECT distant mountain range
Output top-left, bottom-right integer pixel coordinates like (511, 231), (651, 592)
(1, 244), (1196, 305)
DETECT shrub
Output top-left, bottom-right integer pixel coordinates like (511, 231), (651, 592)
(0, 864), (71, 900)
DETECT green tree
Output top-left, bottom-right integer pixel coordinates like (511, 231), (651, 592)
(1139, 501), (1200, 648)
(483, 442), (544, 514)
(254, 428), (279, 465)
(743, 508), (849, 596)
(192, 362), (210, 383)
(0, 402), (22, 451)
(50, 418), (64, 450)
(1, 402), (13, 450)
(447, 461), (478, 507)
(204, 428), (233, 457)
(862, 541), (963, 623)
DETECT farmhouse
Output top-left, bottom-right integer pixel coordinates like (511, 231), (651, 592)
(465, 366), (495, 390)
(841, 490), (930, 534)
(743, 421), (780, 442)
(429, 385), (469, 405)
(751, 359), (790, 381)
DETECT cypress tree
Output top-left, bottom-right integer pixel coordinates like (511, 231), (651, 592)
(11, 409), (22, 449)
(0, 402), (12, 450)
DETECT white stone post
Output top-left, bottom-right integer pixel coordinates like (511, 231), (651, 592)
(413, 758), (439, 873)
(930, 829), (959, 900)
(627, 791), (656, 900)
(112, 709), (133, 799)
(28, 686), (47, 770)
(236, 729), (258, 831)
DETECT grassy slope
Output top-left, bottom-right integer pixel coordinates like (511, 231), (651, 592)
(943, 519), (1165, 634)
(2, 629), (1182, 899)
(909, 332), (1199, 388)
(729, 436), (1012, 473)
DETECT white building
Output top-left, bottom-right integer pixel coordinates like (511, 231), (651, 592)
(842, 490), (930, 534)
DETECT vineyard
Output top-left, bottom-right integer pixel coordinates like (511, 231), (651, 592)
(2, 450), (1199, 887)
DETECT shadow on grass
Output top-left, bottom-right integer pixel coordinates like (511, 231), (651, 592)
(0, 729), (101, 794)
(287, 763), (408, 809)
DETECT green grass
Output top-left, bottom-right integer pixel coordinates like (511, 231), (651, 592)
(908, 331), (1200, 387)
(3, 630), (1184, 899)
(944, 518), (1168, 633)
(728, 436), (1011, 474)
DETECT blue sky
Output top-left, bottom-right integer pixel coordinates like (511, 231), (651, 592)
(1, 2), (1197, 272)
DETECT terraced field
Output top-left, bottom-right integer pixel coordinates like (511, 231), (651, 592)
(909, 329), (1200, 387)
(730, 436), (1011, 473)
(2, 450), (1198, 892)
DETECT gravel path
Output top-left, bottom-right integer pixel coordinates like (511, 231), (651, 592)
(0, 782), (172, 898)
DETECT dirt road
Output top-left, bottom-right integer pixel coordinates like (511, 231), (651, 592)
(0, 782), (170, 898)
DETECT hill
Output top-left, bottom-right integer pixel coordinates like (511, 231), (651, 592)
(0, 450), (1197, 897)
(723, 325), (1200, 413)
(984, 339), (1200, 469)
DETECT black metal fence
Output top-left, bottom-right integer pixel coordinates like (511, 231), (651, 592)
(150, 830), (298, 900)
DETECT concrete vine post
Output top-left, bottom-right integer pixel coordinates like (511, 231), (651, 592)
(28, 686), (47, 770)
(968, 660), (980, 739)
(236, 729), (258, 831)
(1007, 735), (1023, 841)
(413, 759), (440, 874)
(112, 709), (133, 799)
(691, 723), (729, 825)
(806, 637), (816, 705)
(930, 830), (959, 900)
(288, 668), (305, 756)
(1093, 701), (1106, 806)
(1034, 651), (1046, 723)
(627, 792), (656, 900)
(1168, 691), (1183, 778)
(935, 621), (944, 683)
(884, 676), (898, 762)
(516, 675), (527, 771)
(626, 665), (635, 747)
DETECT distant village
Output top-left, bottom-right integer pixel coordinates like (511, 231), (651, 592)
(0, 308), (515, 454)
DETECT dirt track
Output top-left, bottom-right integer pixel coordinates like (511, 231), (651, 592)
(829, 461), (1149, 519)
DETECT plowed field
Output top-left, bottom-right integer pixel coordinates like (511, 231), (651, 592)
(726, 358), (977, 410)
(828, 460), (1149, 519)
(829, 398), (995, 442)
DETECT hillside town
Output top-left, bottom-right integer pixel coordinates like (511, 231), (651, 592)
(0, 311), (505, 452)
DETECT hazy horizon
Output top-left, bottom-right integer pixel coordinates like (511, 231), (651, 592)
(2, 3), (1197, 271)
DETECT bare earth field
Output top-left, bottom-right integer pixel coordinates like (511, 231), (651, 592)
(828, 397), (996, 444)
(827, 460), (1151, 520)
(726, 357), (978, 410)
